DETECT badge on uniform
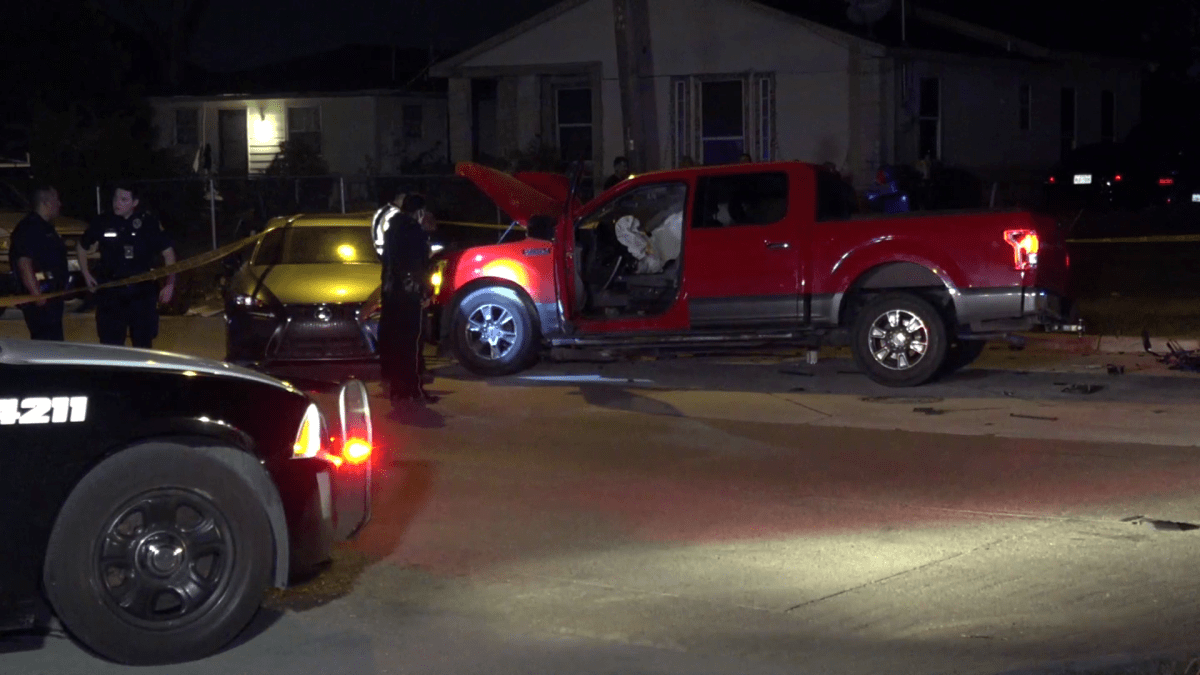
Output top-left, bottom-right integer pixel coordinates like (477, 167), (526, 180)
(124, 244), (134, 259)
(132, 217), (142, 230)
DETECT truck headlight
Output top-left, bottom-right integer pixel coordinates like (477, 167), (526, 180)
(430, 260), (447, 297)
(292, 403), (324, 459)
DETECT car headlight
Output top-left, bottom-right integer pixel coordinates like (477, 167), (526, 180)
(292, 403), (325, 459)
(232, 293), (268, 308)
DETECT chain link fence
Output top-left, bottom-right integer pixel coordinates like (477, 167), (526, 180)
(103, 173), (510, 258)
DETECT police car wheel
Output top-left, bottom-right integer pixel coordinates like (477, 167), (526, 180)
(452, 287), (538, 376)
(43, 443), (274, 665)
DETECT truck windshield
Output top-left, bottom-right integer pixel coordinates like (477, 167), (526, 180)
(253, 226), (377, 265)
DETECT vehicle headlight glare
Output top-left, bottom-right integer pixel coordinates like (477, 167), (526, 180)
(292, 403), (323, 459)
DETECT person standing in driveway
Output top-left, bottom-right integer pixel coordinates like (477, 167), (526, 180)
(379, 193), (438, 405)
(77, 184), (177, 349)
(9, 184), (67, 340)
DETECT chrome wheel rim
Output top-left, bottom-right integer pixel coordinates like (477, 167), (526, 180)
(867, 308), (930, 371)
(94, 488), (233, 628)
(465, 303), (519, 361)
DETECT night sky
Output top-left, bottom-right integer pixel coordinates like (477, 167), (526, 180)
(101, 0), (561, 71)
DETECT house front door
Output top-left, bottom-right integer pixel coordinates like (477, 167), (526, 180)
(218, 109), (248, 174)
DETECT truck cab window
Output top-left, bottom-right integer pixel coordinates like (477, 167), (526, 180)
(695, 172), (789, 228)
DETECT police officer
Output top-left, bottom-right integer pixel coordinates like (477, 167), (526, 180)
(9, 185), (68, 340)
(378, 193), (437, 404)
(77, 184), (177, 349)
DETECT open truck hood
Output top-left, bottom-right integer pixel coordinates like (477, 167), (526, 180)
(455, 162), (566, 225)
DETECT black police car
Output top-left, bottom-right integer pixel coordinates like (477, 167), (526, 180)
(0, 338), (373, 664)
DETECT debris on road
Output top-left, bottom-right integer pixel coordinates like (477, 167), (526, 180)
(1062, 384), (1104, 394)
(1106, 364), (1125, 375)
(1010, 413), (1059, 421)
(1122, 515), (1200, 532)
(1143, 331), (1200, 373)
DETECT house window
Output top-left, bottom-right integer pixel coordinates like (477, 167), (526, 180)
(287, 106), (321, 154)
(556, 87), (593, 162)
(700, 80), (744, 164)
(1100, 90), (1115, 142)
(1060, 87), (1076, 159)
(175, 108), (199, 146)
(670, 73), (775, 167)
(403, 104), (423, 140)
(918, 77), (940, 161)
(1018, 84), (1031, 132)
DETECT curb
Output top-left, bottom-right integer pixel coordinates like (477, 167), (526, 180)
(1017, 333), (1200, 354)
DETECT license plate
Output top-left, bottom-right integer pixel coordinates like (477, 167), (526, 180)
(1073, 174), (1092, 185)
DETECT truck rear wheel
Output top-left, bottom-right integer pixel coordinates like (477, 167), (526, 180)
(851, 292), (948, 387)
(44, 443), (273, 665)
(451, 287), (539, 376)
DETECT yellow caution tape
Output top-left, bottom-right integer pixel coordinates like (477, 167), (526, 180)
(0, 218), (520, 309)
(1067, 234), (1200, 244)
(0, 228), (274, 309)
(438, 219), (525, 231)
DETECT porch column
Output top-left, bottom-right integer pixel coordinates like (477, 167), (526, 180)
(448, 77), (473, 164)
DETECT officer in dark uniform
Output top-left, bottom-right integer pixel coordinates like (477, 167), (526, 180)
(378, 193), (438, 405)
(9, 185), (68, 341)
(77, 184), (177, 349)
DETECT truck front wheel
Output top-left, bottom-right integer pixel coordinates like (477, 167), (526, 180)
(451, 287), (539, 376)
(851, 292), (948, 387)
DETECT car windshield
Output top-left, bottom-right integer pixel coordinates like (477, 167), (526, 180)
(253, 225), (377, 265)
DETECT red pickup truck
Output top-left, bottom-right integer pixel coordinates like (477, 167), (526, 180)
(431, 161), (1079, 387)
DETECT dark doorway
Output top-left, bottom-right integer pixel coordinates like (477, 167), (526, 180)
(219, 109), (248, 174)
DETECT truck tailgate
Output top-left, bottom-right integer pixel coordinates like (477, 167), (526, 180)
(1032, 214), (1070, 296)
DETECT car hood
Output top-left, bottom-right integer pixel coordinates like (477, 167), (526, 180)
(250, 263), (381, 305)
(456, 162), (565, 225)
(0, 339), (297, 393)
(0, 211), (88, 233)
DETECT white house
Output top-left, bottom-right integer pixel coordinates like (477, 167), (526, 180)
(430, 0), (1145, 192)
(148, 90), (449, 176)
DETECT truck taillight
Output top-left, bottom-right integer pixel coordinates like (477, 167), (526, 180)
(1004, 230), (1039, 271)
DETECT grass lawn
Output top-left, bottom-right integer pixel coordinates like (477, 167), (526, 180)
(1067, 237), (1200, 337)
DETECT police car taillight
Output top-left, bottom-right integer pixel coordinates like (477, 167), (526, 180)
(343, 438), (372, 465)
(292, 404), (323, 459)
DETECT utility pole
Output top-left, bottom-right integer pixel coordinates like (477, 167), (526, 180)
(612, 0), (660, 173)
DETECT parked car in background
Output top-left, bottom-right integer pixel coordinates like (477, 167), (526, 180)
(1045, 142), (1179, 212)
(0, 338), (373, 664)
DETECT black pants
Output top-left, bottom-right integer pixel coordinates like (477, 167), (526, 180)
(96, 287), (159, 349)
(378, 291), (425, 399)
(21, 299), (65, 341)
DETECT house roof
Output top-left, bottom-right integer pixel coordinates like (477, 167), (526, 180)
(431, 0), (1146, 77)
(159, 45), (449, 98)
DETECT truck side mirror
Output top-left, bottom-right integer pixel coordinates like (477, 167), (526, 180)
(527, 215), (557, 242)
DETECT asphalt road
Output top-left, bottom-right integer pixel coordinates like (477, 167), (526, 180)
(4, 316), (1200, 674)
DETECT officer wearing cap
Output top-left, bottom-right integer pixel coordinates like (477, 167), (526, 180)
(77, 183), (177, 349)
(9, 184), (68, 340)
